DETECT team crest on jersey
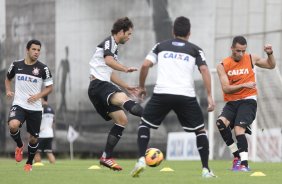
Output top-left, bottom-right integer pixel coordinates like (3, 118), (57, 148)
(32, 67), (40, 75)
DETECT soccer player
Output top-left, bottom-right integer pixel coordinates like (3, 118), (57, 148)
(88, 17), (143, 171)
(5, 39), (53, 171)
(34, 96), (56, 164)
(216, 36), (276, 171)
(131, 16), (216, 178)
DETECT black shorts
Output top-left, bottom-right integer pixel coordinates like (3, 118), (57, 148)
(141, 94), (205, 132)
(8, 105), (42, 137)
(37, 138), (53, 153)
(219, 99), (257, 134)
(88, 79), (123, 121)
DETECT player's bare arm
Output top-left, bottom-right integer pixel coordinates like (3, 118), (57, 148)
(111, 72), (138, 95)
(27, 85), (53, 103)
(199, 65), (215, 112)
(138, 59), (153, 99)
(111, 71), (129, 89)
(105, 55), (137, 73)
(5, 77), (14, 99)
(252, 44), (276, 69)
(217, 63), (256, 94)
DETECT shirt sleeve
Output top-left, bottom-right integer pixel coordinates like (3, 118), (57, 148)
(195, 49), (207, 68)
(6, 62), (16, 80)
(42, 66), (53, 86)
(103, 38), (115, 58)
(145, 43), (159, 65)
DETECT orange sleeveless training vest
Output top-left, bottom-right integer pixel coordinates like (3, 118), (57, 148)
(222, 53), (257, 101)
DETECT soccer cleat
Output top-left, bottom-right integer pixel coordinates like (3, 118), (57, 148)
(15, 145), (24, 162)
(202, 168), (217, 178)
(238, 165), (251, 172)
(99, 157), (122, 171)
(24, 164), (32, 172)
(131, 157), (146, 177)
(231, 157), (241, 171)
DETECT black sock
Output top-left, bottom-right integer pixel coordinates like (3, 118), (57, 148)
(123, 100), (143, 117)
(137, 124), (150, 157)
(196, 131), (209, 170)
(216, 119), (234, 146)
(233, 151), (240, 158)
(236, 134), (248, 166)
(26, 142), (39, 165)
(104, 124), (125, 158)
(10, 130), (23, 148)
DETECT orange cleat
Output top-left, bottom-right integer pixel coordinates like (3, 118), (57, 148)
(24, 164), (32, 172)
(99, 157), (122, 171)
(15, 145), (24, 162)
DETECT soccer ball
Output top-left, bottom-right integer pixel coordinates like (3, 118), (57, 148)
(145, 148), (164, 167)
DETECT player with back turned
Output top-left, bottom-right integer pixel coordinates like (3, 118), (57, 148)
(131, 16), (216, 178)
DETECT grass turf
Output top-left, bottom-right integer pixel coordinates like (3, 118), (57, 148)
(0, 158), (281, 184)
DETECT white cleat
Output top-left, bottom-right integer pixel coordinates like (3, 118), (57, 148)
(131, 157), (146, 177)
(202, 168), (217, 178)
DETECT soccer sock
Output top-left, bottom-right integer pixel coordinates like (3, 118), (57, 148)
(123, 100), (143, 117)
(196, 131), (209, 170)
(236, 134), (248, 167)
(228, 143), (240, 158)
(104, 124), (125, 158)
(26, 142), (39, 165)
(216, 119), (235, 145)
(137, 123), (150, 157)
(10, 130), (23, 148)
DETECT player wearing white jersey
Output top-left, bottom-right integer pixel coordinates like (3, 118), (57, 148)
(131, 16), (216, 178)
(88, 17), (143, 171)
(5, 39), (53, 172)
(34, 96), (56, 164)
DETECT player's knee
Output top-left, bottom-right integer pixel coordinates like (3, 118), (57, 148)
(116, 117), (128, 126)
(29, 136), (38, 144)
(216, 119), (227, 131)
(8, 120), (20, 130)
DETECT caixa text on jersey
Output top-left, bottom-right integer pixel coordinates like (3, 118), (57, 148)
(17, 75), (38, 83)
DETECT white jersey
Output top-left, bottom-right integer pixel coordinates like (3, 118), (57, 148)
(146, 38), (207, 97)
(39, 104), (55, 138)
(6, 60), (53, 111)
(89, 36), (119, 82)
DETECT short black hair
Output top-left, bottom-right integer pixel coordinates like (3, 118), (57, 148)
(173, 16), (191, 37)
(111, 17), (133, 35)
(232, 36), (247, 47)
(26, 39), (41, 50)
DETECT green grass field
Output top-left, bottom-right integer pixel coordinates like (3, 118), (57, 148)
(0, 158), (281, 184)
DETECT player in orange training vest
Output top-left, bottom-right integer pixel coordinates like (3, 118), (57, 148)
(216, 36), (276, 172)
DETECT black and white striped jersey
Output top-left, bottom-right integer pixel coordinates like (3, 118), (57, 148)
(146, 38), (207, 97)
(6, 59), (53, 111)
(89, 36), (119, 81)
